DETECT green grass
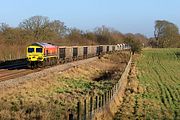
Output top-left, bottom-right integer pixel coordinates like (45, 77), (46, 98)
(136, 48), (180, 119)
(56, 77), (93, 94)
(56, 76), (118, 95)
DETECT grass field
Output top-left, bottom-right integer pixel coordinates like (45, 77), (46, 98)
(137, 48), (180, 119)
(114, 48), (180, 120)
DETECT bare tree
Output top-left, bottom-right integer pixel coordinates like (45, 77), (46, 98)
(94, 25), (114, 44)
(48, 20), (67, 38)
(19, 16), (50, 40)
(0, 23), (10, 32)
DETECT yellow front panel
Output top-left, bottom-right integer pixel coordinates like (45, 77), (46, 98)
(27, 46), (44, 62)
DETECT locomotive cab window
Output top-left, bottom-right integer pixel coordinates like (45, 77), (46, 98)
(28, 48), (34, 53)
(36, 48), (42, 53)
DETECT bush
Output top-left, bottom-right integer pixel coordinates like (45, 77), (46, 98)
(124, 36), (142, 54)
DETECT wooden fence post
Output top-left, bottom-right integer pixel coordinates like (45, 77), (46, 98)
(102, 94), (104, 107)
(105, 92), (107, 104)
(90, 97), (93, 120)
(83, 99), (86, 120)
(69, 109), (73, 120)
(109, 90), (111, 100)
(99, 96), (101, 108)
(95, 96), (98, 110)
(107, 91), (110, 102)
(77, 101), (81, 120)
(115, 84), (118, 93)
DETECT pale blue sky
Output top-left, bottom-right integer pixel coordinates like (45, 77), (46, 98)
(0, 0), (179, 37)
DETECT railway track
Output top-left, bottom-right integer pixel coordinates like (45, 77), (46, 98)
(0, 70), (32, 82)
(0, 58), (92, 82)
(0, 62), (57, 82)
(0, 63), (33, 82)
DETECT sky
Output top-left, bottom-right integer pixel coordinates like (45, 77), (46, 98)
(0, 0), (179, 37)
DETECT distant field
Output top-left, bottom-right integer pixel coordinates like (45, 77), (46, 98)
(137, 48), (180, 119)
(114, 48), (180, 120)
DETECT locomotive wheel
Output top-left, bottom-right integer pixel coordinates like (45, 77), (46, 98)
(34, 62), (38, 69)
(38, 61), (43, 68)
(30, 62), (35, 69)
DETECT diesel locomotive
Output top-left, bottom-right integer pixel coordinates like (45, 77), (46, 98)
(27, 42), (130, 68)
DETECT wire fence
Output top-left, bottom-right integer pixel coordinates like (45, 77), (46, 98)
(67, 55), (132, 120)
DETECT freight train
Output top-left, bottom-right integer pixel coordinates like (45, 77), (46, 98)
(27, 42), (130, 68)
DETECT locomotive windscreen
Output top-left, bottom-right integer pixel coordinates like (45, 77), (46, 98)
(36, 48), (42, 53)
(28, 48), (34, 53)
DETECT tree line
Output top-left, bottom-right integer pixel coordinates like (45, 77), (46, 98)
(1, 16), (179, 61)
(149, 20), (180, 48)
(0, 16), (180, 61)
(0, 15), (147, 61)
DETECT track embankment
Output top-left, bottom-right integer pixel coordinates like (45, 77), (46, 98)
(0, 57), (97, 90)
(92, 54), (132, 120)
(0, 51), (130, 120)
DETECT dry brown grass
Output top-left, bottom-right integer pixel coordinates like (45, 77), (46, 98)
(0, 44), (27, 61)
(0, 51), (130, 120)
(114, 56), (145, 120)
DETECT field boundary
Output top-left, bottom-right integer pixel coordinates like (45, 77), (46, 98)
(67, 54), (132, 120)
(93, 54), (132, 120)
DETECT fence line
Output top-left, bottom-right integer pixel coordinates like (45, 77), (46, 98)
(68, 54), (132, 120)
